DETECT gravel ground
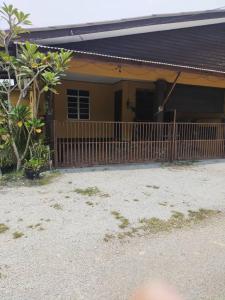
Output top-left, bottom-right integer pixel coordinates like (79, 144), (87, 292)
(0, 160), (225, 299)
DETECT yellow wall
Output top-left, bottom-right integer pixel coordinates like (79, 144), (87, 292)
(54, 79), (114, 122)
(69, 57), (225, 89)
(51, 56), (225, 138)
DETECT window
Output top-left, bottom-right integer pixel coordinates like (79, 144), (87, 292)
(67, 89), (90, 120)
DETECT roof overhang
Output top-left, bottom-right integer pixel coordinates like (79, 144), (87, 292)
(33, 17), (225, 45)
(14, 42), (225, 77)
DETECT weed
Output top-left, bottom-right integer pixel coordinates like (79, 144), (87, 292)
(0, 171), (23, 186)
(103, 234), (115, 242)
(86, 201), (95, 207)
(0, 224), (9, 234)
(13, 231), (24, 239)
(159, 202), (168, 206)
(51, 203), (63, 210)
(0, 170), (61, 187)
(104, 209), (220, 242)
(146, 185), (160, 189)
(161, 160), (198, 168)
(74, 186), (100, 196)
(27, 224), (34, 229)
(74, 186), (109, 198)
(34, 171), (61, 186)
(111, 211), (130, 229)
(38, 227), (45, 231)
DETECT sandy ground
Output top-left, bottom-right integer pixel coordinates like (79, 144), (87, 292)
(0, 160), (225, 299)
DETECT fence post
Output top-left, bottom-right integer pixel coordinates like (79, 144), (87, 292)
(53, 120), (58, 168)
(171, 110), (177, 162)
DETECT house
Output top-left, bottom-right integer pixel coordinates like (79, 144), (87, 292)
(23, 9), (225, 167)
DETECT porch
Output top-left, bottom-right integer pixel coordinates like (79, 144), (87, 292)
(49, 63), (225, 167)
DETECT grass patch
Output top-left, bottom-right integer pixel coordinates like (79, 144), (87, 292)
(74, 186), (109, 198)
(86, 201), (95, 207)
(146, 185), (160, 189)
(0, 170), (61, 187)
(74, 186), (100, 196)
(111, 211), (130, 229)
(27, 222), (45, 230)
(0, 171), (23, 186)
(103, 234), (115, 242)
(0, 223), (9, 234)
(133, 199), (139, 202)
(32, 171), (61, 186)
(159, 202), (168, 206)
(161, 160), (198, 168)
(13, 231), (24, 239)
(104, 209), (220, 242)
(50, 203), (63, 210)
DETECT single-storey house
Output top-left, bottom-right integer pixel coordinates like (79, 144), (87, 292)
(21, 9), (225, 166)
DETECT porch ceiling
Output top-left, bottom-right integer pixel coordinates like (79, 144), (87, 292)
(65, 72), (124, 84)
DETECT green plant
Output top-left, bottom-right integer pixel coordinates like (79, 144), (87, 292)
(50, 203), (63, 210)
(74, 186), (101, 196)
(30, 141), (50, 160)
(13, 231), (24, 239)
(0, 223), (9, 234)
(24, 158), (45, 172)
(0, 3), (72, 171)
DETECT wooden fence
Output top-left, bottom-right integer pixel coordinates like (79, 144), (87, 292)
(53, 121), (225, 167)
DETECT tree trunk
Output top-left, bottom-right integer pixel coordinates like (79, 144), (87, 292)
(16, 159), (22, 171)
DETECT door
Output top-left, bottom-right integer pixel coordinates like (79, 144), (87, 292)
(114, 90), (122, 139)
(135, 89), (154, 122)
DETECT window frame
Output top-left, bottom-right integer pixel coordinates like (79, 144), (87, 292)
(67, 89), (90, 121)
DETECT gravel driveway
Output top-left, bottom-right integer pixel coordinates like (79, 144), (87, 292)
(0, 160), (225, 299)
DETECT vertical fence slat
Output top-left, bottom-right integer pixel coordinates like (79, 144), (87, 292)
(53, 121), (225, 167)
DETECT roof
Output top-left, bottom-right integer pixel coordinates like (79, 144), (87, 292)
(23, 9), (225, 43)
(20, 9), (225, 75)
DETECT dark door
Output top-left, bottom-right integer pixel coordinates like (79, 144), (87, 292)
(135, 89), (154, 122)
(114, 90), (122, 139)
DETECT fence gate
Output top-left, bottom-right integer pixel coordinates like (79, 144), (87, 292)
(53, 121), (225, 167)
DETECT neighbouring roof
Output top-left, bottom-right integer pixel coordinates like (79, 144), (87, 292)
(21, 9), (225, 75)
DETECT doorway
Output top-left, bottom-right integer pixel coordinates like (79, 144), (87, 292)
(135, 89), (154, 122)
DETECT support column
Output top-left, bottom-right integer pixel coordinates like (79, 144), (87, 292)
(154, 79), (168, 122)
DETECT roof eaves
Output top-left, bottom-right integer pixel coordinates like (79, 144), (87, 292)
(14, 42), (225, 76)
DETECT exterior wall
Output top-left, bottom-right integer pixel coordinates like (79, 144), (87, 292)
(53, 57), (225, 139)
(54, 79), (114, 122)
(69, 57), (225, 89)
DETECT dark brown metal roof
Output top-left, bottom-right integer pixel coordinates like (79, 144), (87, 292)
(52, 23), (225, 73)
(19, 9), (225, 75)
(23, 9), (225, 41)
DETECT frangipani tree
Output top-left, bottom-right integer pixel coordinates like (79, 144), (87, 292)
(0, 3), (72, 171)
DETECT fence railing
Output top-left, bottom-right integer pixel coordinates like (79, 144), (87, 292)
(53, 121), (225, 167)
